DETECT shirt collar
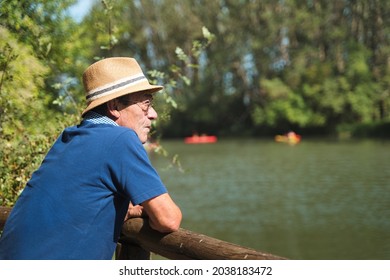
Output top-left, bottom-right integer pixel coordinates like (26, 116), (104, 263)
(82, 111), (118, 126)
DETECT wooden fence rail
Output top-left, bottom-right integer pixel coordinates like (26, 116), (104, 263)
(0, 206), (286, 260)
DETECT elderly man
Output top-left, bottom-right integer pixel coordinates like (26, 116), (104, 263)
(0, 57), (182, 259)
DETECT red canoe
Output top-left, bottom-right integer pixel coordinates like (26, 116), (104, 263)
(184, 135), (218, 144)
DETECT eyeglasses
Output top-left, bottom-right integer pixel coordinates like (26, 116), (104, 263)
(120, 95), (154, 113)
(135, 99), (154, 113)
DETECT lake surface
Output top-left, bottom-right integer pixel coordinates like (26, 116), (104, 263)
(151, 138), (390, 260)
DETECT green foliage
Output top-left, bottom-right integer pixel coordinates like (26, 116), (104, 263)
(0, 134), (55, 207)
(252, 78), (315, 127)
(0, 1), (83, 206)
(0, 26), (49, 137)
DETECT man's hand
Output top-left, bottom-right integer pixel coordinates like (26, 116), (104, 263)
(124, 202), (144, 221)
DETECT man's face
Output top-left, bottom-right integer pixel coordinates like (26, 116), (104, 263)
(116, 92), (157, 143)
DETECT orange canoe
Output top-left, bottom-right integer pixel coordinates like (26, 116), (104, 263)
(275, 132), (301, 145)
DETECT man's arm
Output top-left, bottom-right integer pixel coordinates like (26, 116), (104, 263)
(141, 193), (182, 233)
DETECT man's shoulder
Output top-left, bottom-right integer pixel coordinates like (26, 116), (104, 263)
(63, 122), (138, 144)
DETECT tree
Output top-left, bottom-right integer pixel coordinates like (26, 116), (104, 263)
(0, 0), (86, 206)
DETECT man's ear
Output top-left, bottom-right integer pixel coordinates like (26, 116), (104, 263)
(107, 99), (121, 119)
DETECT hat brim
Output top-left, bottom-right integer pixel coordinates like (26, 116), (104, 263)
(82, 83), (163, 116)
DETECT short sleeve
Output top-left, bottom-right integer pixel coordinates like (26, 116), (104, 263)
(104, 129), (167, 205)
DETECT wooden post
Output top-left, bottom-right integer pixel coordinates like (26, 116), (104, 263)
(0, 206), (11, 230)
(115, 241), (150, 260)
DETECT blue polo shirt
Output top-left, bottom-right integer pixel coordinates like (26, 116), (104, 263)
(0, 113), (167, 259)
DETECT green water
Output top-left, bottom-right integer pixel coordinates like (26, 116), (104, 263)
(151, 138), (390, 260)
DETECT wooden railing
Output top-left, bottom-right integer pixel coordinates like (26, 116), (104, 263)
(1, 206), (286, 260)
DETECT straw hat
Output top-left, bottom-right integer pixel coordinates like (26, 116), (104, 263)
(81, 57), (163, 116)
